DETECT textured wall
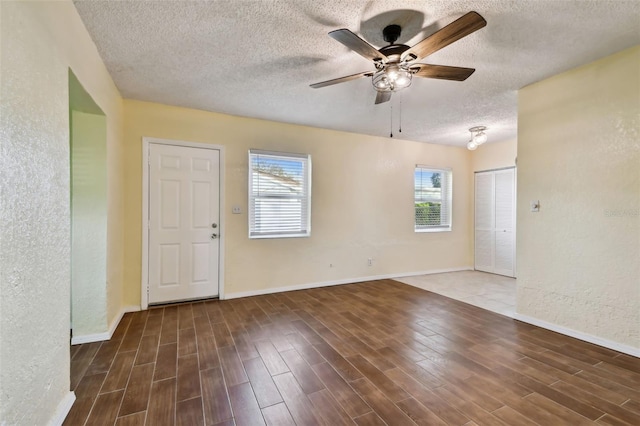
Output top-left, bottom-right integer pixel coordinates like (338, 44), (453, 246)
(517, 46), (640, 349)
(123, 100), (473, 303)
(0, 1), (124, 423)
(0, 3), (71, 423)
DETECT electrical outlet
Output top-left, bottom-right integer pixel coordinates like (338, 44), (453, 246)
(232, 206), (242, 214)
(367, 258), (373, 267)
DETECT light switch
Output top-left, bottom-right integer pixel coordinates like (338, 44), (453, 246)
(530, 200), (540, 212)
(232, 206), (242, 214)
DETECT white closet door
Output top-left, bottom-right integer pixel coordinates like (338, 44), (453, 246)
(474, 168), (516, 277)
(493, 169), (515, 276)
(474, 172), (494, 272)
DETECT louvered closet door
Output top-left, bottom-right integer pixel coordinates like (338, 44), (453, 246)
(474, 172), (494, 272)
(474, 168), (516, 277)
(493, 169), (515, 276)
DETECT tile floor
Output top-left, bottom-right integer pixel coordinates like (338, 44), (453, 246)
(393, 270), (517, 317)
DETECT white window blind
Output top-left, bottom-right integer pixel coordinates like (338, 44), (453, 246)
(414, 165), (452, 232)
(248, 150), (311, 238)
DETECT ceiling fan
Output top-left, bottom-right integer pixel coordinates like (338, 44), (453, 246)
(310, 11), (487, 104)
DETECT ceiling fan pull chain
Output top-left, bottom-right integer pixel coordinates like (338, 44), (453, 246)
(390, 104), (393, 138)
(399, 95), (402, 134)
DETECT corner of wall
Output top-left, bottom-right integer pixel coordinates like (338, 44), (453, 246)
(516, 46), (640, 350)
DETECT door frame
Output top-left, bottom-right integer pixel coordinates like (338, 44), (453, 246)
(141, 137), (226, 309)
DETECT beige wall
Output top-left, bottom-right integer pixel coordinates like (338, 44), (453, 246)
(123, 100), (473, 304)
(472, 138), (517, 172)
(0, 1), (124, 423)
(517, 46), (640, 350)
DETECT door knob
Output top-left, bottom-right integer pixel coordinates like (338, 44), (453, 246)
(211, 233), (218, 239)
(212, 223), (218, 228)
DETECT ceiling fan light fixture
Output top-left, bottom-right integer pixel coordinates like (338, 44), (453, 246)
(373, 71), (390, 91)
(372, 64), (412, 92)
(395, 73), (411, 87)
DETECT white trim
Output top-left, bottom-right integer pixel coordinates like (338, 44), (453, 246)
(48, 392), (76, 426)
(224, 267), (472, 300)
(141, 138), (150, 310)
(141, 137), (226, 307)
(71, 305), (140, 345)
(513, 313), (640, 358)
(474, 166), (516, 173)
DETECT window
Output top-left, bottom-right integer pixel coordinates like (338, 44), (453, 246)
(249, 150), (311, 238)
(415, 165), (452, 232)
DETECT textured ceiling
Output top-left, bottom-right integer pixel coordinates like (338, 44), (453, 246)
(73, 0), (640, 146)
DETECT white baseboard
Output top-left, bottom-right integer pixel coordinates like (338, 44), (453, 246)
(224, 267), (472, 300)
(71, 305), (140, 345)
(48, 391), (75, 426)
(392, 266), (473, 279)
(513, 313), (640, 358)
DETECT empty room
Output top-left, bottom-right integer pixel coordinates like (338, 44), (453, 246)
(1, 1), (639, 425)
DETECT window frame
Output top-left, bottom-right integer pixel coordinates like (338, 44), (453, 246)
(248, 149), (311, 239)
(414, 165), (453, 233)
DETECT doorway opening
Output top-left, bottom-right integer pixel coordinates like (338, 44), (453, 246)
(69, 70), (107, 341)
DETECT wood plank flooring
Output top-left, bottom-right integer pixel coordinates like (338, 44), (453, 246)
(65, 279), (640, 425)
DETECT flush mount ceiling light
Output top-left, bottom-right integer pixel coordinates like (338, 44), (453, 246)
(467, 125), (488, 150)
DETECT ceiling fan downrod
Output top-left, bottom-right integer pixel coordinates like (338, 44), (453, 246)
(382, 24), (402, 44)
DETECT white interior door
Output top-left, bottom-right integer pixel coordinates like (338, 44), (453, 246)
(148, 143), (220, 304)
(474, 168), (516, 277)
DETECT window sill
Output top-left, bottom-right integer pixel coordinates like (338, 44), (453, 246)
(249, 233), (310, 239)
(415, 227), (452, 233)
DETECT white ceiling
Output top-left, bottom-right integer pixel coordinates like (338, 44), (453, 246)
(73, 0), (640, 146)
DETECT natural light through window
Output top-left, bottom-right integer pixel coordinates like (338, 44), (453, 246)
(248, 150), (311, 238)
(415, 165), (452, 232)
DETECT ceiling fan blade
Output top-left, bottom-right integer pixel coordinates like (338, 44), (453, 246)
(310, 71), (372, 89)
(411, 64), (476, 81)
(402, 11), (486, 61)
(329, 29), (388, 62)
(375, 91), (391, 104)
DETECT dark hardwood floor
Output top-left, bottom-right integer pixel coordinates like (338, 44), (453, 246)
(64, 279), (640, 425)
